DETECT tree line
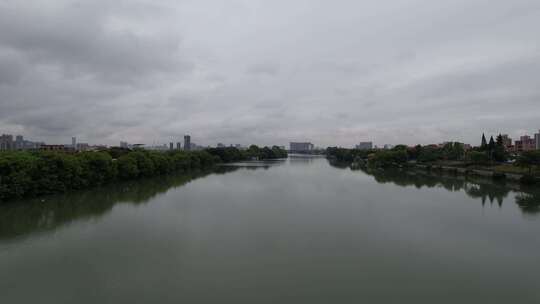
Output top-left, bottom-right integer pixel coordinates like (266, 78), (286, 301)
(0, 145), (287, 201)
(326, 141), (540, 176)
(0, 167), (243, 240)
(205, 145), (288, 162)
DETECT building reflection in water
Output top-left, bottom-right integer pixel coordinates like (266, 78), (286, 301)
(288, 154), (325, 164)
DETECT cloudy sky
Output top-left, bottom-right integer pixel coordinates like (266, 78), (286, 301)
(1, 0), (539, 147)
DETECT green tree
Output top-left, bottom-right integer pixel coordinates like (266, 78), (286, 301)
(79, 152), (115, 187)
(0, 149), (221, 201)
(0, 152), (39, 199)
(129, 151), (155, 177)
(418, 146), (442, 163)
(392, 145), (408, 151)
(496, 134), (504, 147)
(369, 150), (408, 168)
(488, 136), (496, 151)
(105, 147), (131, 159)
(171, 152), (191, 171)
(515, 150), (540, 174)
(408, 145), (423, 160)
(481, 133), (487, 150)
(117, 155), (139, 179)
(468, 151), (489, 165)
(149, 152), (172, 174)
(442, 142), (465, 161)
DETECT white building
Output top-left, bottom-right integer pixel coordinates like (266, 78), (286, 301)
(76, 143), (89, 151)
(290, 142), (314, 152)
(356, 142), (373, 150)
(535, 130), (540, 150)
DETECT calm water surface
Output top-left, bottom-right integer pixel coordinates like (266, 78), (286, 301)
(1, 156), (540, 303)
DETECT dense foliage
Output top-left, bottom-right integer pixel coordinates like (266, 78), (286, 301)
(0, 149), (218, 201)
(515, 150), (540, 174)
(326, 138), (518, 170)
(368, 150), (408, 167)
(467, 151), (490, 165)
(0, 145), (287, 201)
(328, 144), (464, 165)
(325, 147), (373, 162)
(205, 145), (287, 162)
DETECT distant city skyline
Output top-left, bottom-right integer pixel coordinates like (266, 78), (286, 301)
(2, 128), (540, 149)
(1, 1), (539, 147)
(2, 127), (539, 152)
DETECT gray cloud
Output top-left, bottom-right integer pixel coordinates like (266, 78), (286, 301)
(0, 0), (539, 147)
(246, 63), (280, 76)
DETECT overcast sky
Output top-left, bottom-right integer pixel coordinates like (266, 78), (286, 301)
(1, 0), (539, 147)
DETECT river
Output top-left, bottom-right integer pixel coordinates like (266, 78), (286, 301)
(1, 155), (539, 303)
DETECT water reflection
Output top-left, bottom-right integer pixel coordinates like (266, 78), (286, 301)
(328, 161), (540, 215)
(288, 154), (323, 164)
(219, 159), (286, 170)
(0, 166), (241, 241)
(515, 193), (540, 214)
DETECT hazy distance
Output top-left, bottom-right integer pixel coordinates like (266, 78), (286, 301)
(1, 0), (539, 147)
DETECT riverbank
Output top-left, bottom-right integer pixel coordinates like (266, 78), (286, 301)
(0, 166), (242, 240)
(349, 160), (540, 185)
(0, 146), (287, 202)
(347, 164), (540, 214)
(410, 161), (540, 184)
(326, 146), (539, 186)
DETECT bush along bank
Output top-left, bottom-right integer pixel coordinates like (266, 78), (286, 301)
(0, 145), (288, 201)
(326, 146), (540, 185)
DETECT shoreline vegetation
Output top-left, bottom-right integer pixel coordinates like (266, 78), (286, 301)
(327, 162), (540, 215)
(0, 145), (287, 202)
(326, 143), (540, 185)
(0, 167), (243, 241)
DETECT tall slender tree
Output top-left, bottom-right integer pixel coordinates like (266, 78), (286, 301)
(488, 136), (495, 150)
(487, 136), (497, 164)
(496, 134), (504, 147)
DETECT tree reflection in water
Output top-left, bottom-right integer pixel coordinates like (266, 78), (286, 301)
(0, 166), (240, 242)
(328, 160), (540, 216)
(515, 193), (540, 215)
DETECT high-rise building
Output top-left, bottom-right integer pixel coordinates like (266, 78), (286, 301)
(14, 135), (24, 150)
(169, 142), (174, 150)
(120, 141), (129, 149)
(289, 142), (314, 152)
(184, 135), (191, 151)
(40, 144), (67, 151)
(177, 142), (181, 150)
(356, 142), (373, 150)
(0, 134), (14, 151)
(76, 143), (89, 151)
(515, 135), (536, 152)
(535, 130), (540, 150)
(72, 137), (76, 148)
